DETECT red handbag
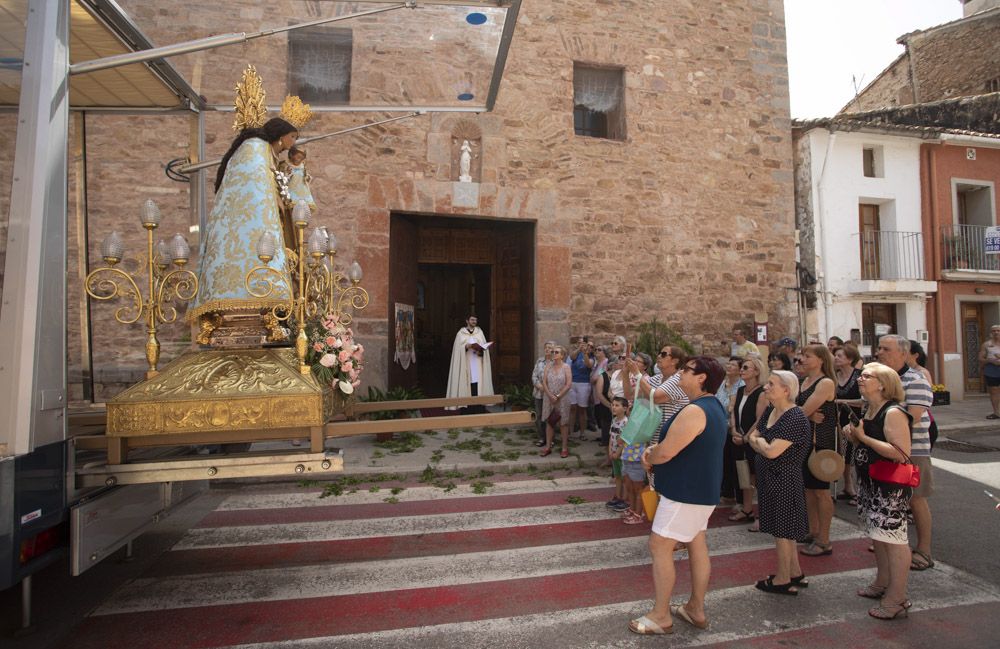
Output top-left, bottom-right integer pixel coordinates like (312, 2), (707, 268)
(868, 442), (920, 488)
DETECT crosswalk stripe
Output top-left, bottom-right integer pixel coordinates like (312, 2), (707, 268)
(95, 519), (865, 615)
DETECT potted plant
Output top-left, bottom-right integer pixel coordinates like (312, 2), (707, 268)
(360, 385), (425, 441)
(502, 383), (535, 412)
(931, 384), (950, 406)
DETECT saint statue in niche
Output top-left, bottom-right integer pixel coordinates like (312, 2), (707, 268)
(459, 140), (473, 183)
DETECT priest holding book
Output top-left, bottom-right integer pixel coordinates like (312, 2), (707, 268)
(445, 315), (494, 412)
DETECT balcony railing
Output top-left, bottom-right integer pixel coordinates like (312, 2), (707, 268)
(940, 224), (1000, 271)
(858, 230), (925, 280)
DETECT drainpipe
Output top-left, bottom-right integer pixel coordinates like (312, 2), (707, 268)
(927, 144), (946, 381)
(815, 130), (838, 340)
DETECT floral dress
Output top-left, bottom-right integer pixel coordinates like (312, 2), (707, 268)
(542, 363), (571, 424)
(854, 402), (913, 544)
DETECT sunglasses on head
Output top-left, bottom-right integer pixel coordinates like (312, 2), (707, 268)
(657, 351), (671, 358)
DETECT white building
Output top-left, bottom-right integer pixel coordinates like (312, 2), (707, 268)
(793, 123), (937, 356)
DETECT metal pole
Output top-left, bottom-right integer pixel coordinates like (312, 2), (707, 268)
(70, 3), (413, 76)
(177, 112), (424, 174)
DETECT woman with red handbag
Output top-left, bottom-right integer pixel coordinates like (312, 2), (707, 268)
(847, 362), (914, 621)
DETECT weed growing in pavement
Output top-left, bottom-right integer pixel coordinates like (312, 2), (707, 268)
(516, 428), (536, 439)
(419, 465), (439, 483)
(430, 450), (444, 464)
(468, 469), (495, 479)
(447, 429), (461, 439)
(298, 479), (320, 488)
(471, 480), (493, 494)
(501, 437), (527, 447)
(369, 485), (381, 493)
(437, 481), (457, 492)
(505, 466), (526, 475)
(566, 495), (586, 505)
(320, 481), (344, 498)
(370, 450), (384, 459)
(383, 496), (400, 504)
(479, 450), (503, 463)
(443, 469), (464, 479)
(443, 438), (490, 453)
(525, 463), (538, 473)
(390, 487), (404, 495)
(375, 431), (424, 454)
(369, 473), (403, 483)
(423, 429), (438, 436)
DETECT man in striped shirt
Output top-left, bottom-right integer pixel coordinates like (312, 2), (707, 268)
(877, 334), (935, 571)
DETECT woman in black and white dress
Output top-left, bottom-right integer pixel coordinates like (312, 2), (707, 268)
(847, 362), (914, 621)
(728, 356), (768, 527)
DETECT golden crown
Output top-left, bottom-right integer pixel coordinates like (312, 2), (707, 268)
(280, 95), (313, 129)
(232, 65), (267, 132)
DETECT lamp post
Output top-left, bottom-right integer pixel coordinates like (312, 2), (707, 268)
(84, 200), (198, 379)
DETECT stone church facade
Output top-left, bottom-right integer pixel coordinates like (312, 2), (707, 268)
(0, 1), (798, 399)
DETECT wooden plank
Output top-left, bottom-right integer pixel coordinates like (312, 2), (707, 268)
(324, 410), (533, 438)
(107, 438), (127, 465)
(351, 395), (504, 414)
(309, 425), (324, 453)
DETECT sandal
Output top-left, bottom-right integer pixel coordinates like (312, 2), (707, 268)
(539, 447), (552, 457)
(628, 615), (673, 635)
(800, 542), (833, 556)
(728, 509), (755, 522)
(671, 604), (709, 630)
(910, 549), (935, 571)
(747, 520), (760, 532)
(987, 414), (1000, 420)
(857, 584), (887, 599)
(755, 576), (798, 596)
(534, 440), (546, 447)
(869, 602), (909, 620)
(798, 534), (815, 545)
(560, 449), (569, 458)
(769, 573), (809, 588)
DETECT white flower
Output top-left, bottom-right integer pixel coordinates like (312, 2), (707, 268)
(338, 380), (354, 395)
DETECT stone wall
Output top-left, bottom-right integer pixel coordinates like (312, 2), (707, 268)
(844, 9), (1000, 113)
(7, 0), (800, 401)
(841, 55), (911, 113)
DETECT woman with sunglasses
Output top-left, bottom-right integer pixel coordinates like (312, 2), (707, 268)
(729, 356), (769, 526)
(633, 346), (689, 428)
(629, 357), (726, 635)
(540, 346), (573, 458)
(847, 362), (913, 620)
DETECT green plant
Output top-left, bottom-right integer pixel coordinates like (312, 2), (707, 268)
(502, 383), (536, 411)
(634, 316), (694, 358)
(374, 431), (424, 454)
(360, 385), (425, 420)
(566, 495), (586, 505)
(471, 480), (493, 494)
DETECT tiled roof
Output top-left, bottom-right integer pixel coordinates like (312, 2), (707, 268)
(795, 93), (1000, 140)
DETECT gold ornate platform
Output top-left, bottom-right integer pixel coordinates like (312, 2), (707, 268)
(106, 348), (322, 437)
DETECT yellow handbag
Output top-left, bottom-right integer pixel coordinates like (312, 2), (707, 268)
(641, 485), (659, 521)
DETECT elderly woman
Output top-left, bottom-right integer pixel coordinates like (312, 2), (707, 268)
(628, 356), (727, 635)
(541, 346), (573, 458)
(729, 356), (769, 525)
(796, 343), (838, 557)
(848, 362), (914, 620)
(531, 341), (555, 447)
(747, 370), (811, 595)
(621, 352), (654, 407)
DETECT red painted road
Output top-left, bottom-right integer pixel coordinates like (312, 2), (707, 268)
(62, 538), (873, 649)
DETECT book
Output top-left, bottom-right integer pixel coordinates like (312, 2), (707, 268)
(469, 341), (493, 353)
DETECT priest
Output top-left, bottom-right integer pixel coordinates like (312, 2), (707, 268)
(445, 315), (494, 412)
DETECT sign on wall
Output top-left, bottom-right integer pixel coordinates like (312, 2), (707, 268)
(985, 226), (1000, 255)
(394, 303), (416, 370)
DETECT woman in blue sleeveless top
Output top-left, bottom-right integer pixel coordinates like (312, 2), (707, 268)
(627, 356), (727, 636)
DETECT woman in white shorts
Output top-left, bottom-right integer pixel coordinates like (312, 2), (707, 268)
(628, 356), (728, 636)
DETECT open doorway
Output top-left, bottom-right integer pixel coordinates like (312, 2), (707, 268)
(387, 213), (534, 397)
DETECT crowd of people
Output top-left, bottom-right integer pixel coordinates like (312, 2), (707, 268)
(530, 327), (938, 631)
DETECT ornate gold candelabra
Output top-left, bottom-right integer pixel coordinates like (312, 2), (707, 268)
(245, 200), (369, 374)
(84, 200), (199, 379)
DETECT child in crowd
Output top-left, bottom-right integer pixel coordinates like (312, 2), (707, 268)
(605, 396), (628, 512)
(618, 398), (648, 524)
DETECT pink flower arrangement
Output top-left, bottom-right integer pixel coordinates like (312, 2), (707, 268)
(305, 313), (365, 395)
